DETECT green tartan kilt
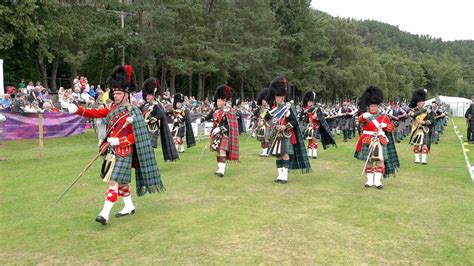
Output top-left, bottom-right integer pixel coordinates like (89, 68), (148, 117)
(270, 136), (294, 156)
(106, 148), (133, 184)
(356, 143), (389, 162)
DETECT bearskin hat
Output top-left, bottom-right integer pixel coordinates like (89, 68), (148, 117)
(303, 91), (317, 106)
(214, 84), (233, 103)
(358, 86), (384, 112)
(409, 88), (427, 108)
(173, 91), (185, 109)
(142, 77), (160, 97)
(256, 88), (269, 106)
(269, 76), (288, 97)
(268, 76), (289, 106)
(106, 64), (136, 93)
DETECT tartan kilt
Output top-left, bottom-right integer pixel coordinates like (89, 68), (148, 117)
(270, 135), (294, 156)
(303, 127), (317, 139)
(149, 131), (158, 149)
(172, 126), (185, 138)
(356, 143), (389, 162)
(106, 147), (133, 184)
(256, 126), (267, 142)
(210, 134), (229, 152)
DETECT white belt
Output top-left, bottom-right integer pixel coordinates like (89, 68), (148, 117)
(363, 130), (388, 141)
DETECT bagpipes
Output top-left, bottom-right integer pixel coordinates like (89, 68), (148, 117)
(144, 103), (159, 133)
(267, 103), (292, 154)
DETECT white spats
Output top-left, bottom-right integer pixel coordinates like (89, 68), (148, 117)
(415, 153), (420, 163)
(307, 148), (313, 158)
(117, 195), (135, 216)
(275, 167), (283, 180)
(365, 173), (374, 187)
(260, 148), (268, 157)
(374, 172), (383, 187)
(98, 200), (115, 222)
(312, 148), (318, 158)
(217, 162), (226, 175)
(421, 154), (427, 164)
(280, 167), (288, 181)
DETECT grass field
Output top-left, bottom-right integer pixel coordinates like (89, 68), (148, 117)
(0, 117), (473, 264)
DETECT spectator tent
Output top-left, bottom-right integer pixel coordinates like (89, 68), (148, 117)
(425, 95), (471, 117)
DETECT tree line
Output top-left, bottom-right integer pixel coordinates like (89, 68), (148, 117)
(1, 0), (473, 102)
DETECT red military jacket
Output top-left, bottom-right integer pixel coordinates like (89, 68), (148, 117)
(355, 112), (394, 152)
(76, 105), (135, 158)
(304, 106), (318, 129)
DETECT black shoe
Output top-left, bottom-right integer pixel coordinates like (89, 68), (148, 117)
(422, 162), (427, 165)
(95, 215), (107, 225)
(216, 173), (224, 177)
(376, 185), (383, 189)
(365, 184), (372, 188)
(279, 180), (288, 184)
(115, 209), (135, 218)
(274, 179), (281, 183)
(435, 141), (438, 144)
(313, 156), (317, 159)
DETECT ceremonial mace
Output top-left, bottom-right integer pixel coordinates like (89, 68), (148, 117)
(56, 116), (134, 202)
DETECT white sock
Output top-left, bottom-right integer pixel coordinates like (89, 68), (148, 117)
(280, 167), (288, 181)
(307, 148), (313, 157)
(118, 195), (135, 214)
(415, 153), (420, 163)
(421, 154), (427, 164)
(98, 200), (115, 221)
(276, 167), (283, 180)
(313, 148), (318, 158)
(218, 162), (226, 175)
(366, 173), (374, 186)
(374, 172), (383, 187)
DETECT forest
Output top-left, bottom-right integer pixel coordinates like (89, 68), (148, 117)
(1, 0), (473, 102)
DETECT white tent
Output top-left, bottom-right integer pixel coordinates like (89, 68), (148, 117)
(425, 95), (471, 117)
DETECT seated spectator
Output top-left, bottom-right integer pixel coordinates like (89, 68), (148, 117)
(0, 94), (11, 110)
(43, 102), (59, 112)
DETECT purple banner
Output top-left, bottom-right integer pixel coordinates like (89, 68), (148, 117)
(0, 112), (86, 140)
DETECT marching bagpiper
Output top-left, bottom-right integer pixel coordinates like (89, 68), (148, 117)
(205, 85), (240, 177)
(169, 92), (196, 153)
(408, 89), (435, 165)
(253, 88), (271, 157)
(299, 91), (337, 159)
(141, 77), (179, 162)
(431, 101), (446, 144)
(267, 76), (311, 184)
(338, 100), (357, 142)
(62, 65), (164, 225)
(354, 86), (399, 189)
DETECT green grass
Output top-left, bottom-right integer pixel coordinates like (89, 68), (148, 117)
(1, 118), (473, 264)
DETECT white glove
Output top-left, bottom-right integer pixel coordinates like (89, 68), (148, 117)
(107, 137), (120, 146)
(211, 127), (221, 136)
(66, 103), (78, 114)
(380, 122), (387, 128)
(362, 112), (371, 119)
(126, 116), (134, 125)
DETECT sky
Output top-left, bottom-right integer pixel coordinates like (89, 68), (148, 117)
(310, 0), (474, 41)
